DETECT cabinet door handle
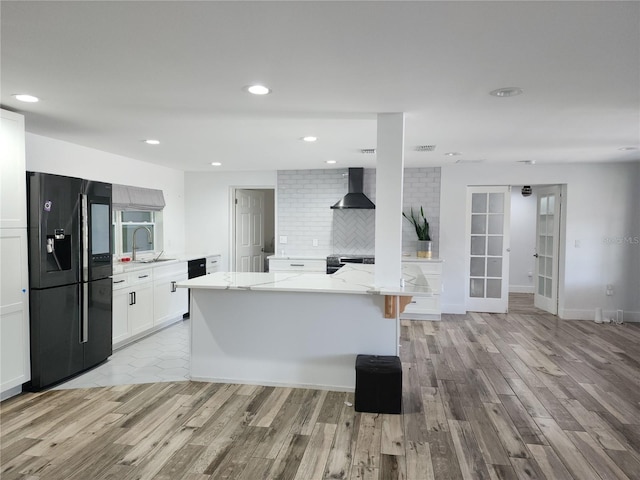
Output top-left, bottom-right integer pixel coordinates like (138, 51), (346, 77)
(210, 260), (218, 264)
(129, 292), (134, 306)
(290, 263), (304, 267)
(138, 274), (149, 279)
(133, 291), (137, 305)
(114, 279), (125, 284)
(171, 281), (177, 293)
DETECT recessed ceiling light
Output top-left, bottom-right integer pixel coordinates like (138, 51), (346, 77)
(144, 139), (160, 145)
(444, 152), (462, 157)
(13, 94), (39, 103)
(246, 85), (271, 95)
(211, 162), (222, 166)
(302, 136), (317, 142)
(619, 146), (638, 151)
(325, 160), (337, 164)
(489, 87), (523, 97)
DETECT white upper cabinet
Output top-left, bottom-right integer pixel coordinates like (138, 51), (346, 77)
(1, 109), (27, 229)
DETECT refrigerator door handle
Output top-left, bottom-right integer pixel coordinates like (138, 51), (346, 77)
(81, 282), (89, 343)
(81, 194), (89, 283)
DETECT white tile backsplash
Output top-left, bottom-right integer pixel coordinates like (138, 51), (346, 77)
(277, 167), (440, 257)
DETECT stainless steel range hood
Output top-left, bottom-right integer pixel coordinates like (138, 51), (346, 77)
(331, 168), (375, 209)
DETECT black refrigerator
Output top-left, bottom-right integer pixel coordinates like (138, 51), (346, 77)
(26, 172), (113, 390)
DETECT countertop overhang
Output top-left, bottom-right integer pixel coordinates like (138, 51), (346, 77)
(178, 263), (437, 297)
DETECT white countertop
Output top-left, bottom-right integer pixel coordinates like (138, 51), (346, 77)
(178, 263), (436, 297)
(267, 255), (328, 261)
(112, 252), (221, 275)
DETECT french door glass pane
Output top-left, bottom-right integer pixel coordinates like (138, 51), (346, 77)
(471, 236), (486, 255)
(486, 279), (502, 298)
(488, 215), (504, 234)
(472, 193), (487, 213)
(471, 215), (487, 234)
(487, 258), (502, 277)
(487, 236), (503, 256)
(470, 257), (485, 276)
(470, 278), (485, 297)
(488, 193), (504, 213)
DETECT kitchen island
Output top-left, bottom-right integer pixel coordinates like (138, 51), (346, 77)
(178, 263), (435, 391)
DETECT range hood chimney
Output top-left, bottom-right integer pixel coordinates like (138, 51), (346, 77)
(331, 168), (375, 209)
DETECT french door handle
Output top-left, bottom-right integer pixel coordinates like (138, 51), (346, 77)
(533, 253), (539, 258)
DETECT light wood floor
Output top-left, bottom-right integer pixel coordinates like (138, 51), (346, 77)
(2, 312), (640, 479)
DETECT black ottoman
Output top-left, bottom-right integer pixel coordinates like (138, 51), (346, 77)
(355, 354), (402, 414)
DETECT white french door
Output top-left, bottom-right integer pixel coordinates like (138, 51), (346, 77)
(234, 189), (265, 272)
(466, 186), (511, 313)
(534, 186), (561, 314)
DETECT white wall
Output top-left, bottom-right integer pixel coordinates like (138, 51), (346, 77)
(509, 187), (537, 292)
(184, 171), (277, 270)
(25, 133), (186, 254)
(440, 161), (640, 321)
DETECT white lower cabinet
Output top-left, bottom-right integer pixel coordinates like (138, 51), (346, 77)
(205, 255), (221, 274)
(401, 260), (443, 321)
(269, 258), (326, 273)
(112, 262), (190, 348)
(153, 263), (188, 325)
(112, 269), (154, 346)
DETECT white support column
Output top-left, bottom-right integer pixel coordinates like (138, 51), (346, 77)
(375, 113), (405, 288)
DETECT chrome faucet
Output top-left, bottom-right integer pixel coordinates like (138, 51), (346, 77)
(132, 226), (152, 261)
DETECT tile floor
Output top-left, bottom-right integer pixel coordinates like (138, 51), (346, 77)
(54, 319), (190, 389)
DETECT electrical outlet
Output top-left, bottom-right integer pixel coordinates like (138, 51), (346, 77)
(606, 284), (614, 296)
(279, 236), (287, 244)
(312, 239), (318, 247)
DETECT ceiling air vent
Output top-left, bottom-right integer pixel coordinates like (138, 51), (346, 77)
(455, 159), (485, 164)
(415, 145), (436, 152)
(360, 148), (376, 154)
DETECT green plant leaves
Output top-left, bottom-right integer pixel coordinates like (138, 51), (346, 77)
(403, 206), (430, 241)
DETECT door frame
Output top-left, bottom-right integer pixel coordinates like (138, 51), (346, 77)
(465, 185), (512, 313)
(463, 183), (567, 315)
(534, 185), (563, 314)
(229, 186), (276, 272)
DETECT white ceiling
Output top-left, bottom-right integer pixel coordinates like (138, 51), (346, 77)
(1, 1), (639, 172)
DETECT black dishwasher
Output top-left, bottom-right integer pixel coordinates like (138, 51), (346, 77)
(185, 258), (206, 318)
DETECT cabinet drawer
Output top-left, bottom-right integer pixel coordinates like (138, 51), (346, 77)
(269, 259), (326, 273)
(128, 269), (153, 286)
(403, 295), (441, 314)
(111, 274), (129, 291)
(206, 255), (221, 274)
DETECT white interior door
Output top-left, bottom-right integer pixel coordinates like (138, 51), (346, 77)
(466, 186), (511, 313)
(235, 189), (265, 272)
(534, 186), (561, 314)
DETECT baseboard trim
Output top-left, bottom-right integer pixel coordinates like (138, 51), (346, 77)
(559, 308), (640, 322)
(0, 385), (23, 402)
(442, 304), (467, 315)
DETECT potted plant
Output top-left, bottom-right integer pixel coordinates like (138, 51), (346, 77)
(403, 206), (432, 258)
